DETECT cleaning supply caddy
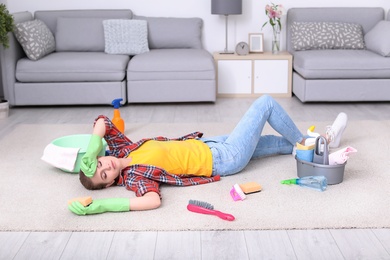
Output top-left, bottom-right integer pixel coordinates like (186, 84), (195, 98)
(295, 136), (346, 184)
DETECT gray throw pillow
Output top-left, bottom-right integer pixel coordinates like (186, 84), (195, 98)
(291, 22), (365, 51)
(103, 19), (149, 55)
(364, 21), (390, 57)
(13, 19), (55, 61)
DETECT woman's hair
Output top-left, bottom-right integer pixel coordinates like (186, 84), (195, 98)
(79, 170), (107, 190)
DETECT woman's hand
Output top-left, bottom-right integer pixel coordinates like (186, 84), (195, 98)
(79, 118), (106, 177)
(80, 134), (103, 177)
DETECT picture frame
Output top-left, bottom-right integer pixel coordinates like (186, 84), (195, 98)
(249, 33), (264, 53)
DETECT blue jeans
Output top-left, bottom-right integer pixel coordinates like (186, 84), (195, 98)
(200, 95), (304, 177)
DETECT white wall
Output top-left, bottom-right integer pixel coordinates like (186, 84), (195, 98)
(6, 0), (390, 53)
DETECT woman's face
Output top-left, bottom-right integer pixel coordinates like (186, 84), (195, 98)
(90, 156), (121, 187)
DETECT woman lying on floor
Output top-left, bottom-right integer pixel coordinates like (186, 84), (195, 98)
(68, 95), (347, 215)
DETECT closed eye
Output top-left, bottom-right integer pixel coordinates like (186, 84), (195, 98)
(97, 160), (106, 180)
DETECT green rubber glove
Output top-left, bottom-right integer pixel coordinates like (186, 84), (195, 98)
(80, 134), (103, 177)
(68, 198), (130, 215)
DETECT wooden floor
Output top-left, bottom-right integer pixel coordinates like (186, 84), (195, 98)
(1, 96), (390, 259)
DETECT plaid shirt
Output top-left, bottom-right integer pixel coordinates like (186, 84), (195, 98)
(96, 115), (220, 198)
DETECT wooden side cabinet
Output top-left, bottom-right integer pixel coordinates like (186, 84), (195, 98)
(214, 52), (292, 97)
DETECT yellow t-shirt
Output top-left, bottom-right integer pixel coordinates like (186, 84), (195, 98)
(129, 139), (213, 177)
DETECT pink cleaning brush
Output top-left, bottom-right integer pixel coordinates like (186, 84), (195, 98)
(187, 200), (235, 221)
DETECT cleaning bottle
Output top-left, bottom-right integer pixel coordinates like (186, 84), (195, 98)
(307, 125), (320, 138)
(111, 98), (125, 133)
(305, 125), (320, 146)
(281, 176), (327, 192)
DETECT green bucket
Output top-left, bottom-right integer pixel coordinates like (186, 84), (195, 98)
(51, 134), (107, 173)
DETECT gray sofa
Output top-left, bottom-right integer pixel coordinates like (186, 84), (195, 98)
(0, 9), (216, 106)
(287, 7), (390, 102)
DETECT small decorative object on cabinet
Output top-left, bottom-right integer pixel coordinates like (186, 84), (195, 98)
(214, 52), (292, 97)
(248, 33), (264, 53)
(235, 42), (249, 55)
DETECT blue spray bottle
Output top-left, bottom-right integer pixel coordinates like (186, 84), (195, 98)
(281, 176), (327, 192)
(111, 98), (125, 133)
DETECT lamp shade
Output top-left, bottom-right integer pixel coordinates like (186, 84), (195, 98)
(211, 0), (242, 15)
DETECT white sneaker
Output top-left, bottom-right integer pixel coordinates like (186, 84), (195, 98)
(327, 112), (348, 148)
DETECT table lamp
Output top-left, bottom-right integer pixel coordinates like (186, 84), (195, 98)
(212, 0), (242, 54)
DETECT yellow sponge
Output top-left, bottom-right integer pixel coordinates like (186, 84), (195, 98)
(239, 182), (262, 194)
(68, 196), (93, 207)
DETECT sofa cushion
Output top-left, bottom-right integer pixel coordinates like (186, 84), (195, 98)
(55, 17), (106, 52)
(13, 19), (55, 61)
(134, 16), (203, 49)
(293, 49), (390, 79)
(16, 52), (130, 82)
(127, 49), (215, 80)
(103, 19), (149, 55)
(291, 22), (365, 51)
(364, 21), (390, 57)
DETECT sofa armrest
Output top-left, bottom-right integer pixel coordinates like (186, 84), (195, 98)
(0, 11), (33, 105)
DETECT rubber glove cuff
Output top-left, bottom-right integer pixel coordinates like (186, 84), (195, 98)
(86, 134), (103, 155)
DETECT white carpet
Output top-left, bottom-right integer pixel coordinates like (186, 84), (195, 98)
(0, 120), (389, 231)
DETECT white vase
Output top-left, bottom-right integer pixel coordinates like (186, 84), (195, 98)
(0, 100), (9, 119)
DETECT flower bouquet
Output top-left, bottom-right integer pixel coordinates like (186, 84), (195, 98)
(262, 3), (285, 53)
